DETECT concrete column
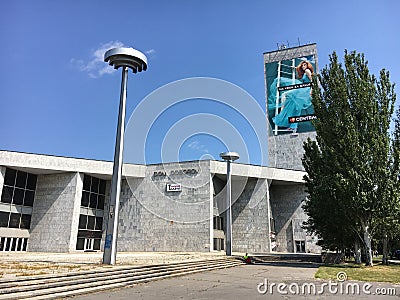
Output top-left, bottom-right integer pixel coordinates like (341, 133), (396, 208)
(29, 172), (82, 252)
(68, 173), (83, 252)
(209, 174), (214, 252)
(0, 166), (5, 200)
(231, 178), (270, 253)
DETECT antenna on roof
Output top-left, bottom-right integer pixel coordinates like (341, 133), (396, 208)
(298, 37), (301, 46)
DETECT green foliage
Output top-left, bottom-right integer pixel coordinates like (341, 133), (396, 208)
(302, 50), (399, 253)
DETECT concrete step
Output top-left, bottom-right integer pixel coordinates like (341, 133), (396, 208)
(251, 253), (322, 263)
(0, 259), (238, 292)
(0, 258), (231, 288)
(0, 258), (242, 300)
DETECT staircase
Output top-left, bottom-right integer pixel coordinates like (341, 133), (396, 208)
(0, 258), (243, 299)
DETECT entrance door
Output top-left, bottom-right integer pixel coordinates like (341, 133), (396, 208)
(295, 240), (306, 253)
(84, 238), (94, 251)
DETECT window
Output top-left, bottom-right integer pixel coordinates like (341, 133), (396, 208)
(24, 190), (35, 207)
(89, 194), (97, 209)
(79, 215), (87, 229)
(1, 186), (13, 203)
(270, 218), (276, 233)
(81, 191), (90, 207)
(26, 174), (37, 190)
(9, 213), (21, 228)
(295, 240), (306, 253)
(4, 169), (16, 186)
(95, 217), (103, 230)
(77, 175), (106, 251)
(0, 168), (37, 230)
(20, 214), (31, 229)
(15, 172), (27, 189)
(87, 216), (95, 230)
(76, 238), (85, 250)
(97, 195), (105, 210)
(80, 175), (106, 210)
(213, 216), (223, 230)
(13, 188), (24, 205)
(0, 212), (9, 227)
(0, 237), (28, 251)
(213, 238), (225, 251)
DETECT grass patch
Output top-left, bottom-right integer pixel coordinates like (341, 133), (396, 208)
(315, 262), (400, 284)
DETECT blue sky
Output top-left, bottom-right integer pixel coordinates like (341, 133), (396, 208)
(1, 0), (399, 166)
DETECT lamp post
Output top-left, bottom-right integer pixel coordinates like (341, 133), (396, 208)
(102, 47), (147, 265)
(219, 151), (239, 256)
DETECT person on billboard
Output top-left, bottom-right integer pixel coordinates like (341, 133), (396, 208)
(269, 60), (315, 132)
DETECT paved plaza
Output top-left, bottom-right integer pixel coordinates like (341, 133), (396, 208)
(72, 262), (399, 300)
(1, 252), (399, 299)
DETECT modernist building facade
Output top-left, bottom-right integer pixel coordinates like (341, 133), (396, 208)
(0, 150), (319, 254)
(0, 44), (322, 254)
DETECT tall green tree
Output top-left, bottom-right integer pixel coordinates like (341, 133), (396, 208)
(302, 51), (397, 266)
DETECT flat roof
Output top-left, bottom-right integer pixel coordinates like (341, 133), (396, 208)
(0, 150), (305, 183)
(262, 43), (317, 55)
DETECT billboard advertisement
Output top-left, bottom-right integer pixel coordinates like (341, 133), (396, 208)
(265, 50), (317, 135)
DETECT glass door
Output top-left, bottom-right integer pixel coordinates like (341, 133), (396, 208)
(84, 238), (94, 251)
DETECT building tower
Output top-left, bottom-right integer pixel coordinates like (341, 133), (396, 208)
(264, 43), (318, 171)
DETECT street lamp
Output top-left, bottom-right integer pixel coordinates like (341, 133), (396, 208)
(219, 151), (239, 256)
(102, 47), (147, 265)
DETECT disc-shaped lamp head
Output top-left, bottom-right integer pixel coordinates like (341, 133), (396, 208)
(104, 47), (147, 73)
(219, 152), (240, 162)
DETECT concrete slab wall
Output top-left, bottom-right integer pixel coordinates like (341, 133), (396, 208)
(231, 178), (270, 253)
(115, 161), (212, 252)
(269, 183), (320, 253)
(28, 172), (82, 252)
(269, 184), (304, 252)
(268, 132), (316, 171)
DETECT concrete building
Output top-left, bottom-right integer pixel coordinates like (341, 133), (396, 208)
(0, 44), (322, 255)
(0, 150), (319, 254)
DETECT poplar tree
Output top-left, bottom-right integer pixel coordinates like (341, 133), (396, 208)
(302, 51), (398, 266)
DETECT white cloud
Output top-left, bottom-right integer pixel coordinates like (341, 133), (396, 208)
(187, 140), (209, 153)
(71, 41), (125, 78)
(146, 49), (156, 55)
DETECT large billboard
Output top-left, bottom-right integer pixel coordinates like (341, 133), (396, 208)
(264, 44), (318, 135)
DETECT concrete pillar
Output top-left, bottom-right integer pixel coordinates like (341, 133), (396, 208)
(0, 166), (5, 200)
(69, 173), (83, 252)
(29, 172), (82, 252)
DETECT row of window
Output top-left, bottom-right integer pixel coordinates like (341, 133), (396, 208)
(76, 238), (101, 251)
(81, 191), (105, 210)
(81, 175), (106, 212)
(78, 214), (103, 231)
(1, 169), (37, 207)
(0, 237), (28, 251)
(1, 186), (35, 206)
(77, 175), (106, 251)
(3, 169), (37, 191)
(83, 175), (106, 195)
(0, 211), (31, 229)
(1, 170), (107, 251)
